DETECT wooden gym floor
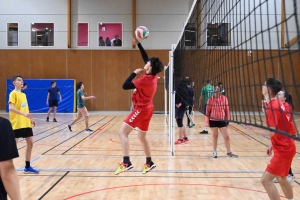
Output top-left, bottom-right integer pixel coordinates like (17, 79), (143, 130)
(1, 112), (300, 200)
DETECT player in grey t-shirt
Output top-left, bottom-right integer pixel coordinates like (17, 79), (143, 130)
(67, 82), (96, 132)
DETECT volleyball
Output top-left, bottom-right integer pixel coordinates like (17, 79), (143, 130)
(135, 26), (149, 40)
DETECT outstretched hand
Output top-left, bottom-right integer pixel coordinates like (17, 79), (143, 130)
(130, 35), (139, 45)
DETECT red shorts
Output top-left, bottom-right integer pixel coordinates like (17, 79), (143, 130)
(266, 155), (294, 176)
(124, 107), (154, 132)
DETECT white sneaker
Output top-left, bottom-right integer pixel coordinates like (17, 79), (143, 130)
(287, 175), (295, 183)
(273, 177), (278, 183)
(212, 152), (217, 158)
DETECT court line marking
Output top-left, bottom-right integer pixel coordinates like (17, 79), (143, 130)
(18, 120), (70, 142)
(229, 125), (252, 140)
(61, 117), (115, 155)
(38, 171), (69, 200)
(26, 168), (300, 174)
(42, 117), (107, 155)
(17, 117), (89, 150)
(89, 123), (110, 139)
(62, 183), (285, 199)
(17, 156), (40, 171)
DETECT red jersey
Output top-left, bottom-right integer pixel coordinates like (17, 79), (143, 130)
(132, 74), (158, 110)
(266, 99), (296, 157)
(205, 95), (230, 124)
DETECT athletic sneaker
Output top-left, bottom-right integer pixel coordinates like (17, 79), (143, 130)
(287, 175), (295, 183)
(86, 128), (93, 132)
(183, 137), (189, 143)
(174, 139), (184, 145)
(67, 125), (72, 132)
(226, 152), (238, 158)
(46, 117), (49, 122)
(23, 166), (40, 174)
(273, 175), (295, 183)
(199, 130), (208, 134)
(115, 162), (134, 175)
(53, 118), (57, 122)
(142, 162), (156, 174)
(213, 152), (218, 158)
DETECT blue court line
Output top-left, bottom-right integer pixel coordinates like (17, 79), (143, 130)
(22, 168), (300, 174)
(17, 156), (40, 171)
(42, 116), (107, 155)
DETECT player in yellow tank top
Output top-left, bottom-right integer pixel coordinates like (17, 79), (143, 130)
(8, 75), (39, 174)
(9, 90), (32, 129)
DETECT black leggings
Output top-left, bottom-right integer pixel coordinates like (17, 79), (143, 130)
(186, 106), (192, 125)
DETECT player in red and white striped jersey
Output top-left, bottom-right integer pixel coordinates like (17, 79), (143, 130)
(205, 85), (238, 158)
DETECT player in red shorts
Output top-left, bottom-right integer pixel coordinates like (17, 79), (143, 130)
(246, 78), (296, 200)
(114, 36), (163, 175)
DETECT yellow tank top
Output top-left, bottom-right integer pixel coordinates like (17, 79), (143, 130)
(8, 90), (32, 130)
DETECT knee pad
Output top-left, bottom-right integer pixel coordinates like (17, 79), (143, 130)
(176, 118), (183, 127)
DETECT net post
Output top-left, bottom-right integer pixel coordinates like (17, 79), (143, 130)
(169, 44), (176, 156)
(164, 65), (168, 125)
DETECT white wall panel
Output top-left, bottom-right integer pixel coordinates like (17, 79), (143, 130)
(0, 0), (67, 14)
(72, 0), (131, 14)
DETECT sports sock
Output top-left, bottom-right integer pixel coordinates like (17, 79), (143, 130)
(204, 127), (208, 131)
(123, 156), (130, 164)
(146, 157), (152, 164)
(25, 161), (30, 168)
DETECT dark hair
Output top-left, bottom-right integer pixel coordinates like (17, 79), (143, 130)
(51, 81), (56, 85)
(23, 82), (27, 87)
(77, 82), (83, 90)
(149, 57), (163, 75)
(206, 78), (211, 84)
(266, 78), (282, 96)
(284, 91), (294, 109)
(12, 75), (22, 82)
(218, 82), (222, 85)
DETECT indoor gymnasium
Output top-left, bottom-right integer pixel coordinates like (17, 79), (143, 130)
(0, 0), (299, 199)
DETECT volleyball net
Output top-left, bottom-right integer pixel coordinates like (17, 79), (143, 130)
(168, 0), (300, 144)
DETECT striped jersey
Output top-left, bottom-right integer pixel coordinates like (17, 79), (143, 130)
(205, 95), (230, 124)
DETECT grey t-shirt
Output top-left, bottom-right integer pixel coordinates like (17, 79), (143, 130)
(77, 90), (85, 108)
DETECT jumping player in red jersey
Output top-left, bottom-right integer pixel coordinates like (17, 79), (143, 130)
(114, 36), (163, 175)
(245, 78), (296, 200)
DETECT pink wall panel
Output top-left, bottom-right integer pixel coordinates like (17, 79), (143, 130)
(78, 23), (88, 46)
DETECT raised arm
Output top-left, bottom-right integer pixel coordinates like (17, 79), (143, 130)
(131, 36), (148, 64)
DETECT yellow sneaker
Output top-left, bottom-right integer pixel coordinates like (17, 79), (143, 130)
(114, 163), (133, 175)
(142, 162), (156, 174)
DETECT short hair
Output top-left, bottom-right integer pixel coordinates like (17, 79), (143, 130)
(149, 57), (163, 75)
(206, 78), (211, 84)
(218, 82), (222, 85)
(12, 75), (22, 82)
(77, 82), (83, 90)
(51, 81), (56, 85)
(266, 78), (282, 96)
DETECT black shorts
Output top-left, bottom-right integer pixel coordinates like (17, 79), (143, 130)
(0, 179), (7, 200)
(175, 105), (187, 119)
(209, 120), (227, 128)
(0, 118), (19, 199)
(14, 128), (33, 138)
(49, 100), (58, 107)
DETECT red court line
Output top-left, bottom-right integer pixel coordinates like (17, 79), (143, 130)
(63, 183), (285, 199)
(89, 123), (110, 139)
(229, 125), (251, 140)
